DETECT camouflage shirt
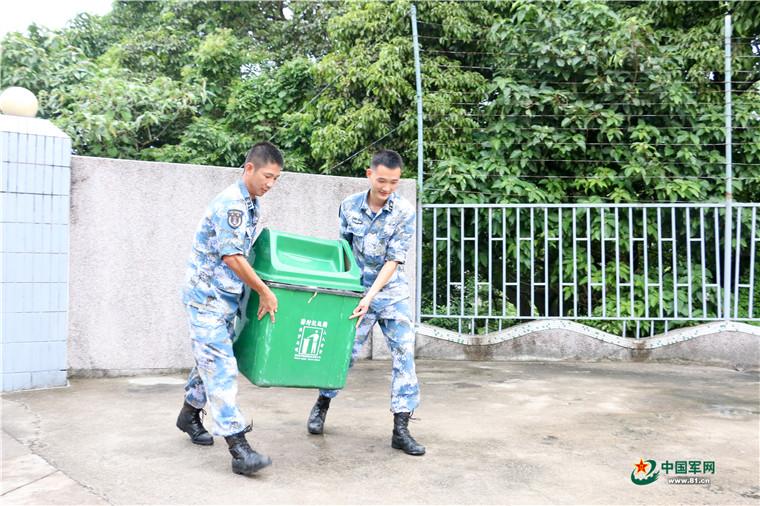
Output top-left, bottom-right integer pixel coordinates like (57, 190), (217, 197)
(339, 191), (415, 311)
(182, 179), (259, 315)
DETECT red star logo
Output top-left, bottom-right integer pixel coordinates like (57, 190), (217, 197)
(634, 459), (649, 474)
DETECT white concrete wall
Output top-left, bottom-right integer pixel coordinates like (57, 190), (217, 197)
(68, 156), (416, 375)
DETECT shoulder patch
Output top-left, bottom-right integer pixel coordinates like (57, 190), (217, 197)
(227, 209), (244, 228)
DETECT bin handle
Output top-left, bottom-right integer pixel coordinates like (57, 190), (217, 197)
(264, 281), (363, 298)
(341, 240), (352, 272)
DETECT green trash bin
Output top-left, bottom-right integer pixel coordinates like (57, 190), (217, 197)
(233, 228), (364, 389)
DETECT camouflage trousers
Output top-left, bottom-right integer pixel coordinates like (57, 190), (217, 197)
(183, 305), (248, 436)
(320, 299), (420, 413)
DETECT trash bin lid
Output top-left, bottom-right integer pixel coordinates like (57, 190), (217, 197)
(250, 228), (365, 293)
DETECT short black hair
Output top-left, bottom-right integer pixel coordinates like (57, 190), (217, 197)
(370, 149), (403, 171)
(245, 141), (284, 170)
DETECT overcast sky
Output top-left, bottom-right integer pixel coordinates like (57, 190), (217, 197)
(0, 0), (113, 37)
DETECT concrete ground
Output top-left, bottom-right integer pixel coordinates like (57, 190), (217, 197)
(2, 360), (759, 505)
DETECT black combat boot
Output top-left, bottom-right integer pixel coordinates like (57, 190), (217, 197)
(224, 425), (272, 476)
(391, 412), (426, 456)
(307, 395), (331, 435)
(176, 402), (213, 446)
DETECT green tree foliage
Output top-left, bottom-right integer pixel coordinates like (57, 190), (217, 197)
(417, 0), (759, 204)
(1, 0), (758, 332)
(2, 1), (756, 183)
(409, 0), (758, 333)
(0, 0), (341, 166)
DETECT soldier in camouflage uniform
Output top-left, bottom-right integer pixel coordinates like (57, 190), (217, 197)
(306, 149), (425, 456)
(176, 142), (283, 476)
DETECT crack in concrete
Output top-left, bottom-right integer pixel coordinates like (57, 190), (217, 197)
(3, 400), (113, 505)
(1, 469), (59, 497)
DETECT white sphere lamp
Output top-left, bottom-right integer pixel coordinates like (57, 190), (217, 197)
(0, 87), (39, 117)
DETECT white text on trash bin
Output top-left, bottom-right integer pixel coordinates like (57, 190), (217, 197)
(294, 319), (328, 361)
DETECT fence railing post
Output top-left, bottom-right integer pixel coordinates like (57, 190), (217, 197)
(411, 4), (424, 325)
(723, 10), (733, 321)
